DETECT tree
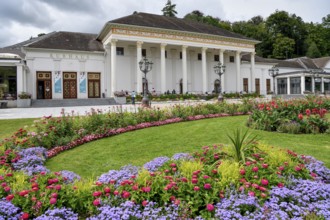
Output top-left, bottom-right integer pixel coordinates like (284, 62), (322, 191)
(272, 34), (295, 59)
(162, 0), (177, 17)
(183, 10), (204, 22)
(306, 42), (321, 58)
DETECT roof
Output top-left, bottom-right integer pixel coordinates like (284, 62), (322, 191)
(26, 32), (104, 52)
(103, 12), (256, 42)
(241, 54), (277, 64)
(313, 57), (330, 68)
(0, 33), (53, 58)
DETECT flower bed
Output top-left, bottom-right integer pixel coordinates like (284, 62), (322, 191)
(1, 142), (330, 219)
(247, 97), (330, 134)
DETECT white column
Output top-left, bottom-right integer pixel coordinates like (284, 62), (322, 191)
(182, 45), (188, 94)
(160, 43), (167, 93)
(104, 45), (111, 98)
(312, 76), (315, 93)
(287, 77), (291, 95)
(16, 63), (24, 94)
(136, 41), (143, 94)
(251, 52), (255, 92)
(202, 47), (207, 93)
(219, 49), (225, 92)
(110, 40), (118, 97)
(321, 77), (324, 93)
(301, 75), (305, 94)
(236, 51), (241, 92)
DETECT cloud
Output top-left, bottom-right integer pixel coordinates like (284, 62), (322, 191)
(39, 0), (102, 14)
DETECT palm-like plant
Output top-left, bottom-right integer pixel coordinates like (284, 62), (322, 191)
(162, 0), (177, 17)
(227, 129), (258, 163)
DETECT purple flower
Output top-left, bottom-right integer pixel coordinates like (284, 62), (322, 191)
(97, 165), (139, 187)
(143, 157), (169, 172)
(0, 199), (22, 220)
(171, 153), (193, 161)
(60, 170), (81, 184)
(34, 207), (78, 220)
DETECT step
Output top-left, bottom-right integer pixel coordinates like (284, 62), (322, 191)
(31, 98), (116, 108)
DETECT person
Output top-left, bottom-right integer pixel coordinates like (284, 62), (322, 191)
(131, 91), (136, 104)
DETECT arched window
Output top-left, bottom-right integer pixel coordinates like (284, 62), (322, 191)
(179, 79), (183, 94)
(214, 79), (220, 93)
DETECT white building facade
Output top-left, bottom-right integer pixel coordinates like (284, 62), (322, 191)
(0, 12), (283, 105)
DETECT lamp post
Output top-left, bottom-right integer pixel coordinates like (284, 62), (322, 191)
(213, 61), (226, 102)
(310, 69), (320, 94)
(268, 66), (279, 95)
(139, 57), (153, 107)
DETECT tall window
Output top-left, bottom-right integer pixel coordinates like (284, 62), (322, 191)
(290, 77), (301, 94)
(180, 52), (182, 59)
(277, 78), (287, 94)
(324, 78), (330, 93)
(243, 78), (248, 93)
(142, 49), (146, 57)
(197, 53), (202, 60)
(266, 79), (271, 93)
(229, 56), (234, 63)
(116, 47), (124, 55)
(315, 78), (322, 93)
(214, 55), (219, 62)
(255, 78), (260, 95)
(305, 77), (312, 92)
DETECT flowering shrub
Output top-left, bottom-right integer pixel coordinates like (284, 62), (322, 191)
(0, 142), (330, 219)
(248, 97), (330, 133)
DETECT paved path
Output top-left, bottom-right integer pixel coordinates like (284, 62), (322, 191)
(0, 100), (217, 119)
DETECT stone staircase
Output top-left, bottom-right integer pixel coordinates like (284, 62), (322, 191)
(31, 98), (116, 108)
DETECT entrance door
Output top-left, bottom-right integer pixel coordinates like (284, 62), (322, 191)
(63, 72), (77, 99)
(36, 72), (52, 99)
(88, 73), (100, 98)
(255, 78), (260, 95)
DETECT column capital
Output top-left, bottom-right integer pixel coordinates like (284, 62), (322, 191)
(202, 47), (208, 52)
(182, 45), (188, 50)
(251, 51), (256, 56)
(236, 50), (241, 55)
(137, 41), (143, 47)
(219, 49), (225, 53)
(160, 43), (167, 48)
(111, 39), (118, 46)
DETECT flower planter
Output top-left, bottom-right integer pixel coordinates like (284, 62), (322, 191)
(17, 98), (31, 108)
(114, 96), (126, 104)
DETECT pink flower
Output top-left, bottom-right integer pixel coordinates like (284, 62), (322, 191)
(142, 186), (151, 193)
(262, 164), (268, 169)
(142, 200), (148, 207)
(93, 191), (102, 197)
(295, 166), (302, 171)
(206, 204), (214, 211)
(240, 169), (246, 175)
(252, 166), (259, 172)
(204, 183), (212, 190)
(93, 198), (101, 206)
(6, 194), (14, 201)
(55, 185), (61, 190)
(122, 191), (130, 199)
(193, 186), (200, 191)
(259, 186), (267, 192)
(277, 182), (284, 188)
(298, 113), (304, 120)
(51, 193), (58, 198)
(21, 213), (29, 220)
(248, 191), (255, 197)
(305, 109), (311, 116)
(104, 187), (111, 193)
(50, 197), (57, 205)
(261, 179), (269, 186)
(191, 178), (198, 184)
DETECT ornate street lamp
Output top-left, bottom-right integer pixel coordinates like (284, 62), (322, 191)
(139, 57), (153, 107)
(213, 61), (226, 102)
(268, 66), (279, 95)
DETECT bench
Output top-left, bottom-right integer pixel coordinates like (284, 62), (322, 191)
(0, 100), (8, 108)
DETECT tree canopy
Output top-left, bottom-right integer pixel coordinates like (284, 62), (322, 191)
(162, 0), (177, 17)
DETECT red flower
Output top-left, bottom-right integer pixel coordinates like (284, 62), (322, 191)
(239, 169), (246, 175)
(204, 183), (212, 190)
(142, 186), (151, 193)
(252, 167), (259, 172)
(298, 113), (304, 120)
(142, 200), (148, 207)
(261, 179), (269, 186)
(277, 182), (284, 188)
(6, 194), (14, 201)
(21, 212), (29, 220)
(93, 191), (102, 197)
(51, 193), (58, 198)
(206, 204), (214, 211)
(262, 164), (268, 169)
(104, 187), (111, 193)
(122, 191), (130, 199)
(55, 185), (61, 190)
(191, 178), (198, 184)
(50, 197), (57, 205)
(193, 186), (200, 191)
(93, 198), (101, 206)
(305, 109), (311, 116)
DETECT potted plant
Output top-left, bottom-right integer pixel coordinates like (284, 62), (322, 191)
(114, 90), (127, 104)
(17, 92), (32, 108)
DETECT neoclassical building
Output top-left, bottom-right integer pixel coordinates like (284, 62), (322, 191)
(0, 12), (329, 106)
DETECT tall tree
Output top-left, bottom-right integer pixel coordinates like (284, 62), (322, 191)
(272, 34), (295, 59)
(306, 42), (322, 58)
(162, 0), (177, 17)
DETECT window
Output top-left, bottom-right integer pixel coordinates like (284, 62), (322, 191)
(266, 79), (271, 93)
(214, 55), (219, 62)
(116, 47), (124, 56)
(142, 49), (146, 57)
(305, 77), (312, 92)
(290, 77), (301, 94)
(180, 52), (182, 59)
(243, 78), (248, 93)
(165, 51), (167, 58)
(277, 78), (287, 95)
(229, 56), (235, 63)
(255, 78), (260, 95)
(198, 53), (202, 60)
(315, 78), (322, 92)
(324, 78), (330, 93)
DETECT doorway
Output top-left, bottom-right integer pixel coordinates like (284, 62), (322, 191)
(63, 72), (77, 99)
(36, 72), (52, 99)
(88, 73), (100, 98)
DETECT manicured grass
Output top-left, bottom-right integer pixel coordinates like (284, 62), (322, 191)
(0, 118), (36, 141)
(46, 115), (330, 178)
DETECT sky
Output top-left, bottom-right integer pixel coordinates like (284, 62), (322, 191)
(0, 0), (329, 48)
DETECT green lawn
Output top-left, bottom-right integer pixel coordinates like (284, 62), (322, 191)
(0, 118), (36, 141)
(45, 115), (330, 179)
